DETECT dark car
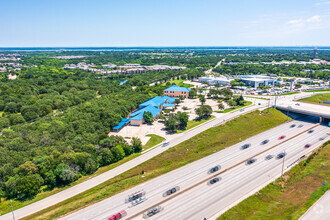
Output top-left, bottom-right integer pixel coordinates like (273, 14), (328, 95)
(290, 124), (296, 128)
(109, 210), (127, 220)
(209, 177), (220, 184)
(308, 130), (314, 133)
(246, 158), (256, 165)
(164, 186), (180, 197)
(209, 165), (220, 174)
(277, 152), (286, 159)
(241, 143), (251, 150)
(143, 206), (162, 218)
(265, 155), (274, 160)
(304, 144), (311, 148)
(261, 139), (269, 145)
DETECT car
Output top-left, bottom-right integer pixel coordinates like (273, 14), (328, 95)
(258, 103), (261, 105)
(131, 197), (145, 206)
(162, 141), (169, 147)
(209, 165), (220, 174)
(241, 143), (251, 150)
(304, 144), (311, 148)
(290, 124), (296, 128)
(246, 158), (256, 165)
(319, 137), (325, 141)
(143, 206), (163, 218)
(109, 210), (127, 220)
(126, 190), (145, 203)
(298, 124), (303, 128)
(209, 177), (220, 184)
(295, 103), (300, 106)
(308, 130), (314, 133)
(265, 155), (274, 160)
(261, 139), (269, 145)
(277, 152), (286, 159)
(164, 186), (180, 197)
(278, 135), (286, 140)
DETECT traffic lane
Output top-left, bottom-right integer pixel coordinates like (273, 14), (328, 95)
(62, 120), (316, 220)
(62, 120), (312, 220)
(149, 126), (329, 220)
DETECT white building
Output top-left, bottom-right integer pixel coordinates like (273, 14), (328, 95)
(198, 75), (233, 85)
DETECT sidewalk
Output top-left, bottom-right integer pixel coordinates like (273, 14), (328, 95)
(299, 190), (330, 220)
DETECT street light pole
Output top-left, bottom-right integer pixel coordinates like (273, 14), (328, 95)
(10, 200), (15, 220)
(281, 150), (286, 178)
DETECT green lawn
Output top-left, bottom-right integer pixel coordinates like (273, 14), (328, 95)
(143, 134), (165, 151)
(300, 93), (330, 104)
(280, 91), (300, 96)
(23, 108), (289, 220)
(304, 89), (330, 92)
(218, 141), (330, 220)
(177, 115), (215, 133)
(162, 79), (194, 88)
(245, 96), (269, 100)
(216, 101), (253, 113)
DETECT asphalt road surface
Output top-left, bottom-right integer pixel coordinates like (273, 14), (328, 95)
(1, 100), (269, 220)
(61, 119), (329, 220)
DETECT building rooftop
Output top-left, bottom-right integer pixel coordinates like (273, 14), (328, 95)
(129, 105), (161, 120)
(164, 85), (190, 92)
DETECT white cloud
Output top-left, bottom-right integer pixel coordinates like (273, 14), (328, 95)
(315, 1), (330, 6)
(306, 15), (322, 23)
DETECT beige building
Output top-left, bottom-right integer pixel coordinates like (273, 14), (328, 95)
(163, 85), (190, 98)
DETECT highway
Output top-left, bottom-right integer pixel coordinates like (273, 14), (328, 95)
(61, 118), (330, 220)
(1, 99), (269, 220)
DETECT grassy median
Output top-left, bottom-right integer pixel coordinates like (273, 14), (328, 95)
(300, 93), (330, 104)
(143, 134), (165, 151)
(218, 141), (330, 220)
(22, 108), (289, 220)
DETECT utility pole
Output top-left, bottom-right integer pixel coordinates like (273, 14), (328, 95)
(10, 200), (15, 220)
(281, 150), (286, 178)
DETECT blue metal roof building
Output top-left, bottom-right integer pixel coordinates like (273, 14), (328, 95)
(164, 85), (190, 92)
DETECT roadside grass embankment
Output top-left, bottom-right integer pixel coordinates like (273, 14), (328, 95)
(299, 93), (330, 105)
(216, 101), (253, 113)
(177, 115), (216, 134)
(143, 134), (165, 151)
(304, 89), (330, 92)
(23, 108), (289, 220)
(279, 91), (300, 96)
(218, 141), (330, 220)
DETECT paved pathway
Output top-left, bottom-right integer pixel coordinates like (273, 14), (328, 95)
(299, 190), (330, 220)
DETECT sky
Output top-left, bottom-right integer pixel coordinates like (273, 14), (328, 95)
(1, 0), (330, 47)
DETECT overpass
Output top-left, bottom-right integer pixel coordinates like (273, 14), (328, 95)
(276, 102), (330, 123)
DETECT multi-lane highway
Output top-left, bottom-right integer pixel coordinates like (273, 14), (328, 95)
(62, 118), (330, 220)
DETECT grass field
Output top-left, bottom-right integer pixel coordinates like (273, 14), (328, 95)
(22, 108), (289, 220)
(162, 79), (194, 88)
(304, 89), (330, 92)
(216, 101), (253, 113)
(218, 141), (330, 220)
(280, 91), (300, 96)
(143, 134), (165, 151)
(300, 93), (330, 104)
(245, 96), (269, 100)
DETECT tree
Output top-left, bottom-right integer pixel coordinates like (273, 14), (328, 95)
(164, 113), (179, 132)
(18, 161), (38, 175)
(55, 163), (75, 184)
(195, 105), (212, 118)
(176, 111), (188, 129)
(199, 95), (206, 105)
(218, 103), (225, 111)
(99, 148), (114, 166)
(189, 88), (197, 98)
(131, 137), (142, 153)
(8, 114), (25, 125)
(16, 174), (44, 199)
(174, 99), (181, 108)
(227, 99), (237, 107)
(143, 111), (154, 124)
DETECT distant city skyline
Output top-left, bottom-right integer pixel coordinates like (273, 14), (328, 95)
(1, 0), (330, 47)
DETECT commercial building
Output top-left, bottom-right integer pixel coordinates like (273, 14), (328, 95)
(113, 96), (175, 129)
(198, 75), (233, 85)
(163, 85), (190, 98)
(236, 75), (277, 89)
